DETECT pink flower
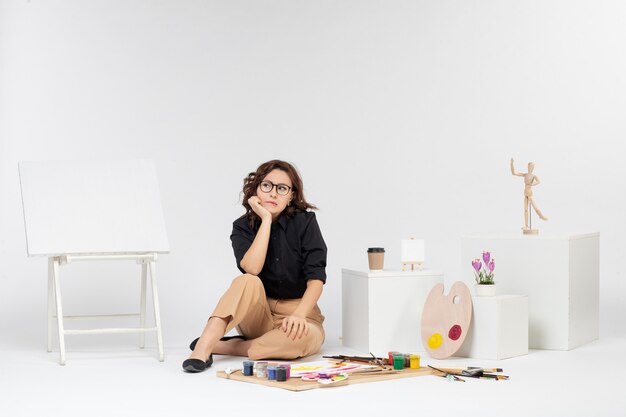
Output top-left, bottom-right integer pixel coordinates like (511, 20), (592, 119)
(473, 250), (496, 285)
(482, 251), (491, 264)
(472, 259), (482, 273)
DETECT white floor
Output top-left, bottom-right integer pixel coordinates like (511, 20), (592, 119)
(2, 336), (625, 417)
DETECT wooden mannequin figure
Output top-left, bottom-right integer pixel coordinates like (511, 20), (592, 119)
(510, 158), (548, 235)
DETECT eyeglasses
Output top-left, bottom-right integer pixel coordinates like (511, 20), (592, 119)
(259, 180), (292, 196)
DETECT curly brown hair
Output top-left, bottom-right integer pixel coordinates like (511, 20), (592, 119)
(241, 160), (317, 230)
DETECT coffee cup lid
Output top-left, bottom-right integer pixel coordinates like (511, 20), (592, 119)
(367, 247), (385, 253)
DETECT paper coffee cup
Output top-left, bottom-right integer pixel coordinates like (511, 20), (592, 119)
(367, 247), (385, 271)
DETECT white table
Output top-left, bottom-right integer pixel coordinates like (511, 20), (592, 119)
(341, 268), (443, 356)
(462, 232), (599, 350)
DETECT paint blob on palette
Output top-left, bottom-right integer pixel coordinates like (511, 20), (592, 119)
(420, 282), (472, 359)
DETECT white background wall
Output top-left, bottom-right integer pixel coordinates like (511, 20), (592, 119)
(1, 0), (624, 350)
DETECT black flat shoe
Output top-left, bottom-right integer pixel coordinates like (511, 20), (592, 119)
(189, 335), (247, 351)
(182, 354), (213, 373)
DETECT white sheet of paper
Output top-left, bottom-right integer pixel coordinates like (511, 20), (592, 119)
(288, 360), (374, 378)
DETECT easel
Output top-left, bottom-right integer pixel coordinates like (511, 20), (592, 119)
(401, 261), (423, 271)
(401, 238), (424, 271)
(20, 159), (170, 365)
(47, 254), (164, 365)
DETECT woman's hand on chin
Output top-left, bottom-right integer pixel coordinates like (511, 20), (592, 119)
(248, 196), (272, 222)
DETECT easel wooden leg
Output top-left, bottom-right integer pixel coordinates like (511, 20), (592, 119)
(139, 263), (147, 349)
(148, 261), (164, 362)
(47, 259), (54, 352)
(51, 257), (66, 365)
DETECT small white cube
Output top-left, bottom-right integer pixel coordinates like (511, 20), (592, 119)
(457, 295), (528, 360)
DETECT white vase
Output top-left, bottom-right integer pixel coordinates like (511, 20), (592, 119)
(475, 284), (496, 297)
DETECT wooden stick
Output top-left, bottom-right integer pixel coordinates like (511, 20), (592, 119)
(349, 369), (402, 376)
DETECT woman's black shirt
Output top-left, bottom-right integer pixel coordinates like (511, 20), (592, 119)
(230, 211), (327, 300)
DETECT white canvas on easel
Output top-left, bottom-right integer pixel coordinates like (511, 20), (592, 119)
(20, 159), (169, 256)
(19, 159), (170, 365)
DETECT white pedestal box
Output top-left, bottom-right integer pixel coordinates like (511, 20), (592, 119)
(461, 233), (599, 350)
(458, 295), (528, 360)
(341, 268), (443, 356)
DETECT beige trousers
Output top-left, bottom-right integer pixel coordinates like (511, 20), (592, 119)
(211, 274), (325, 360)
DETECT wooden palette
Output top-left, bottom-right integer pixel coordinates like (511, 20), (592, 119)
(216, 367), (433, 391)
(420, 281), (472, 359)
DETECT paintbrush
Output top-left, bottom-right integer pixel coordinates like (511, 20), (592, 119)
(436, 367), (480, 375)
(428, 365), (465, 382)
(323, 354), (389, 369)
(435, 367), (509, 380)
(468, 366), (504, 373)
(323, 355), (383, 364)
(479, 374), (509, 380)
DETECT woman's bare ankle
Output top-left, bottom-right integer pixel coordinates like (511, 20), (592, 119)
(188, 348), (210, 361)
(212, 338), (249, 356)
